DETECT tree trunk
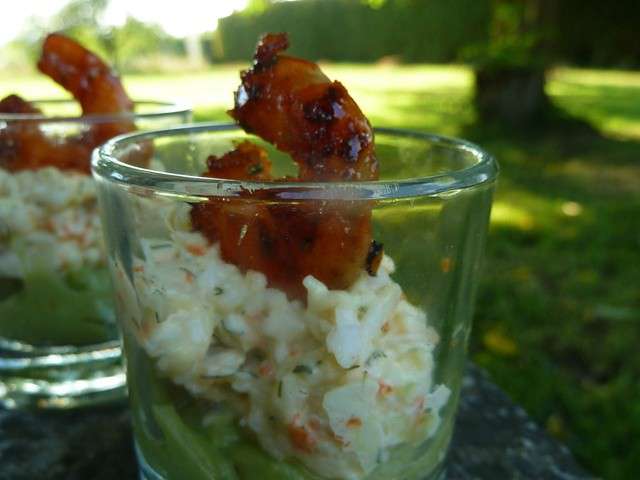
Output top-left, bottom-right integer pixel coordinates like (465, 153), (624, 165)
(474, 67), (549, 126)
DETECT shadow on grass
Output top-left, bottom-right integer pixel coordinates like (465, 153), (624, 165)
(462, 102), (640, 196)
(460, 107), (640, 479)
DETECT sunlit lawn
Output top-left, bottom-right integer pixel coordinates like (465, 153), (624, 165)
(0, 63), (474, 134)
(2, 65), (639, 479)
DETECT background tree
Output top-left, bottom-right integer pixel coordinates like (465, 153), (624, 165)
(466, 0), (556, 126)
(50, 0), (112, 59)
(210, 0), (489, 63)
(53, 0), (185, 72)
(111, 17), (185, 72)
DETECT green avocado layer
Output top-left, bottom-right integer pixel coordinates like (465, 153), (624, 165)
(0, 266), (115, 346)
(128, 342), (318, 480)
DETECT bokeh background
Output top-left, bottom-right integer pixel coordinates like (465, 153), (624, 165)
(1, 1), (638, 478)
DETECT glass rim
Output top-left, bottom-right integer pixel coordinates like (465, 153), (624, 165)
(0, 98), (192, 124)
(92, 122), (498, 201)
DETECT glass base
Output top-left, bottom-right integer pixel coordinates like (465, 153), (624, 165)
(136, 442), (164, 480)
(135, 441), (448, 480)
(0, 337), (126, 409)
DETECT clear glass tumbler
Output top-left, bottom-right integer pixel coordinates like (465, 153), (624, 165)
(93, 124), (497, 480)
(0, 100), (191, 408)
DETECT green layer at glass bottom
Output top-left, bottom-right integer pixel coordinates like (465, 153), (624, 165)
(130, 350), (318, 480)
(127, 338), (453, 480)
(0, 266), (116, 346)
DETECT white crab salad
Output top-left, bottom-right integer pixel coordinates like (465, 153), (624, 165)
(123, 222), (450, 480)
(0, 167), (102, 277)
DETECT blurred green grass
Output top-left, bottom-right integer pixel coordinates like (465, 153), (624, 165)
(2, 65), (639, 478)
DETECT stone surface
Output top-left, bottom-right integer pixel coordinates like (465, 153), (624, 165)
(447, 365), (595, 480)
(0, 364), (595, 480)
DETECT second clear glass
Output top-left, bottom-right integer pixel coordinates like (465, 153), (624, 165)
(0, 100), (191, 408)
